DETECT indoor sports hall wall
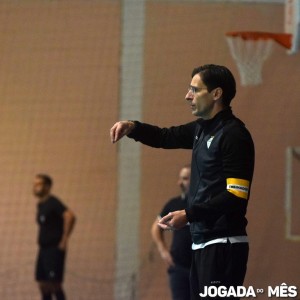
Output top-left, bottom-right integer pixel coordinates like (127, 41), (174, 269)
(0, 1), (299, 300)
(0, 1), (120, 299)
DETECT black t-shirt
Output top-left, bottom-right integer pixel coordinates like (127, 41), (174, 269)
(37, 195), (67, 248)
(160, 195), (192, 268)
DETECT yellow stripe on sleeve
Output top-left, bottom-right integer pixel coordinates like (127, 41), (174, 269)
(226, 178), (250, 199)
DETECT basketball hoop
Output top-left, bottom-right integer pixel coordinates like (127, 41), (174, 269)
(226, 31), (292, 86)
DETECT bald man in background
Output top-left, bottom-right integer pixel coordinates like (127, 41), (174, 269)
(151, 165), (192, 300)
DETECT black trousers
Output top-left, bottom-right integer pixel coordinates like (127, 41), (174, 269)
(190, 241), (249, 300)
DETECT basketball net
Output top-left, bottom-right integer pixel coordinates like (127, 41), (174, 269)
(226, 32), (292, 86)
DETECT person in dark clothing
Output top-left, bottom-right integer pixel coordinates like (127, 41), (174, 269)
(110, 64), (255, 299)
(33, 174), (76, 300)
(151, 165), (192, 300)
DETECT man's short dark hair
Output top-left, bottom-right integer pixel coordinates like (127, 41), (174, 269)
(191, 64), (236, 106)
(36, 174), (53, 188)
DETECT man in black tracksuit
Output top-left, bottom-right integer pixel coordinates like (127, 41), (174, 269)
(110, 64), (255, 299)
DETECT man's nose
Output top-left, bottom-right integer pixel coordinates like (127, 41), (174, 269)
(185, 91), (193, 101)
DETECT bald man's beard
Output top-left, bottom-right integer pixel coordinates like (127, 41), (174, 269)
(180, 184), (189, 195)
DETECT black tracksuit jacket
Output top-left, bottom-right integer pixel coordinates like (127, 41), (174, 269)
(128, 107), (255, 244)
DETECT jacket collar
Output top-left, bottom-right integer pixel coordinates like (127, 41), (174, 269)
(197, 106), (234, 128)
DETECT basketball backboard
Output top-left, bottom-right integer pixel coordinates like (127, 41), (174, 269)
(285, 0), (300, 54)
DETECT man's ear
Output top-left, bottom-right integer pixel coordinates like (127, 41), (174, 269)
(212, 87), (223, 101)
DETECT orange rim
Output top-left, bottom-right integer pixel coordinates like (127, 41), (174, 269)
(226, 31), (292, 49)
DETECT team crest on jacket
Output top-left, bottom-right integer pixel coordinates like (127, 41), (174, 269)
(207, 136), (214, 149)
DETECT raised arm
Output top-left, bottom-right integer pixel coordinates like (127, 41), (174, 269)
(110, 120), (197, 149)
